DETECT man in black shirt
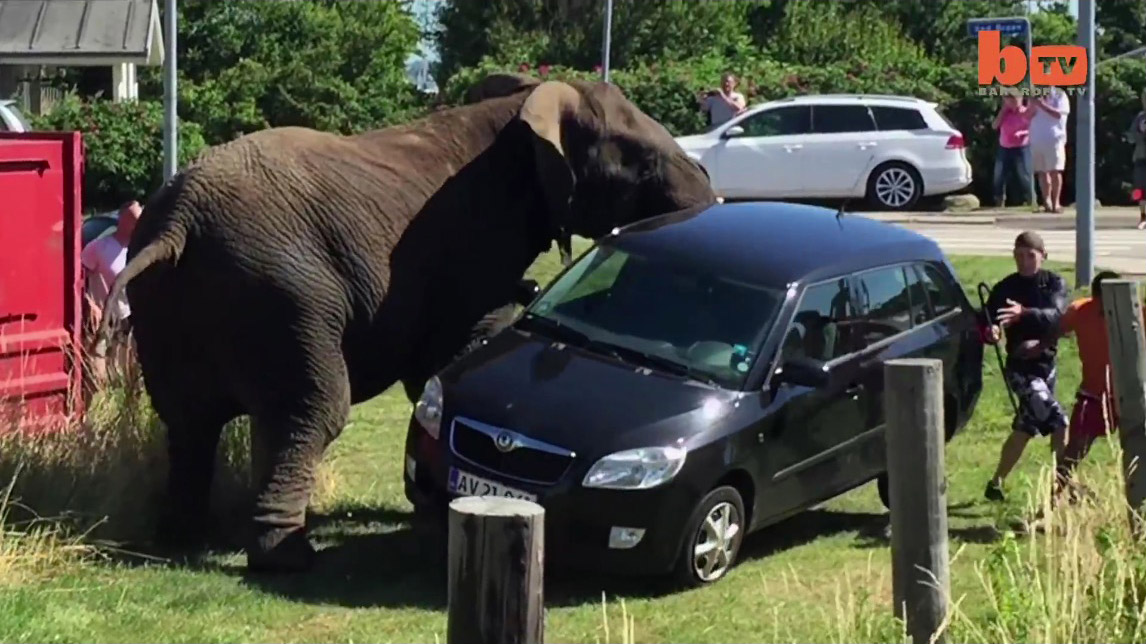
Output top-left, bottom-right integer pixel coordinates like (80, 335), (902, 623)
(983, 231), (1070, 502)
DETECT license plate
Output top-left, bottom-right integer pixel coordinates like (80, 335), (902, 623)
(448, 467), (537, 502)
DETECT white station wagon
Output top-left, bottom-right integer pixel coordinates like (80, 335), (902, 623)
(675, 94), (973, 211)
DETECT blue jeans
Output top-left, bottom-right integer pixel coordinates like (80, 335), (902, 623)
(994, 145), (1032, 206)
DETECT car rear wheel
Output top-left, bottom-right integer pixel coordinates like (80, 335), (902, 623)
(673, 485), (745, 587)
(867, 162), (922, 211)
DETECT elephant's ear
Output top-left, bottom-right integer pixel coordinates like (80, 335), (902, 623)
(464, 72), (541, 104)
(518, 80), (583, 266)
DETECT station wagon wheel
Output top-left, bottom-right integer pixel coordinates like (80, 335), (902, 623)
(674, 486), (745, 587)
(867, 161), (922, 211)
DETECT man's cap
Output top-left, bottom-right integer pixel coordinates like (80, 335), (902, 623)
(1014, 230), (1046, 254)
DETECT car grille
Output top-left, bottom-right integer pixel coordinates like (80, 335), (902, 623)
(449, 417), (575, 485)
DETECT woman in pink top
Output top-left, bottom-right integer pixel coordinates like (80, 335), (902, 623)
(992, 93), (1033, 207)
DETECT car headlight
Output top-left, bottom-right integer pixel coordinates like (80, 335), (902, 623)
(582, 446), (687, 490)
(413, 376), (443, 439)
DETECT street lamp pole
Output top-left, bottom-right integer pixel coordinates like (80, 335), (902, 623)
(601, 0), (613, 82)
(162, 0), (178, 181)
(1076, 0), (1096, 288)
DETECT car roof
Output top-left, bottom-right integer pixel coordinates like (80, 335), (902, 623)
(606, 201), (947, 287)
(745, 93), (937, 113)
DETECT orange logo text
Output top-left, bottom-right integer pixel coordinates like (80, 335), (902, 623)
(977, 30), (1087, 86)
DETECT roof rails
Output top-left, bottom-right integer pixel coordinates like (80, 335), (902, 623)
(772, 93), (928, 103)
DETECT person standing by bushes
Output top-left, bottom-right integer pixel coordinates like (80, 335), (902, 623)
(698, 72), (747, 129)
(1028, 86), (1071, 213)
(991, 90), (1033, 207)
(1128, 87), (1146, 229)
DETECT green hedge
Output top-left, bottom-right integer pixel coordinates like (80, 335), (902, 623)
(30, 93), (207, 213)
(444, 57), (1146, 208)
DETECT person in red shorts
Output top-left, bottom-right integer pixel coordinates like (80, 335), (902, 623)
(1025, 270), (1121, 504)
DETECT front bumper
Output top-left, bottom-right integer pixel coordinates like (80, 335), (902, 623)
(402, 416), (700, 577)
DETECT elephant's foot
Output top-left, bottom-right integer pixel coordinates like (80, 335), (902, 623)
(246, 527), (317, 574)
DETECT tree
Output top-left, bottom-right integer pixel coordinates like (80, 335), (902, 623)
(430, 0), (757, 86)
(1097, 0), (1146, 60)
(139, 0), (425, 144)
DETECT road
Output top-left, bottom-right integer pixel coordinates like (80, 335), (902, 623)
(900, 222), (1145, 276)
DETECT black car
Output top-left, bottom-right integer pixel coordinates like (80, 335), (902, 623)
(403, 200), (984, 587)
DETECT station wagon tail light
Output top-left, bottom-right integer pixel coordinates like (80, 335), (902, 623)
(582, 446), (688, 490)
(945, 133), (965, 149)
(413, 376), (443, 439)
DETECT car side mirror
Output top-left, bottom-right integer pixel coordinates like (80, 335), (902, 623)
(722, 125), (745, 138)
(514, 279), (541, 306)
(774, 355), (830, 389)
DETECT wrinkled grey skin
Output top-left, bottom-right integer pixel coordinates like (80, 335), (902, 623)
(97, 74), (716, 573)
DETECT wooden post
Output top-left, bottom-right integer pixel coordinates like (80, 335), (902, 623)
(1100, 279), (1146, 536)
(885, 358), (950, 644)
(447, 496), (545, 644)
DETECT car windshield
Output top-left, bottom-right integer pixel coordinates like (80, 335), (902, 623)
(519, 243), (786, 389)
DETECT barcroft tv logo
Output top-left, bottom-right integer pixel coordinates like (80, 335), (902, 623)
(977, 29), (1087, 86)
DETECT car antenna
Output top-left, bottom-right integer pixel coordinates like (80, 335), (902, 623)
(835, 199), (849, 227)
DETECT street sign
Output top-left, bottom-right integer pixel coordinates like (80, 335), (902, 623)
(966, 17), (1029, 37)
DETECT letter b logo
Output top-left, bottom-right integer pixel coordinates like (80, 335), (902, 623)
(978, 30), (1026, 85)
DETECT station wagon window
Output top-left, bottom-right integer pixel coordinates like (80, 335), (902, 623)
(852, 265), (915, 346)
(917, 263), (959, 317)
(870, 106), (928, 131)
(780, 278), (861, 364)
(737, 105), (811, 137)
(811, 104), (877, 134)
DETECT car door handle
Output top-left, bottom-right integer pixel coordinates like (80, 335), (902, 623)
(858, 141), (878, 149)
(783, 144), (803, 152)
(845, 383), (863, 399)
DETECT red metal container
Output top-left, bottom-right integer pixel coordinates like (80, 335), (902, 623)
(0, 131), (85, 430)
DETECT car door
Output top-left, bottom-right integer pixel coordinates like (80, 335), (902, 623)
(754, 276), (871, 519)
(844, 264), (931, 486)
(708, 105), (811, 199)
(799, 104), (879, 197)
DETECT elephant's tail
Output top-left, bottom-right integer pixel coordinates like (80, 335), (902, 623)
(90, 221), (189, 359)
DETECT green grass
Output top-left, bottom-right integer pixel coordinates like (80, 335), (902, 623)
(0, 242), (1140, 643)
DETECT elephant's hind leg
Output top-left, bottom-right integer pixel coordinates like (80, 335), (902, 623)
(154, 405), (233, 550)
(244, 341), (351, 574)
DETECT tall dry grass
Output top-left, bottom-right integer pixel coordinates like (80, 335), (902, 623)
(1, 347), (337, 578)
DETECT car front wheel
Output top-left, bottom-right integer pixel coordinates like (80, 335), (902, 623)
(673, 485), (745, 587)
(867, 162), (922, 210)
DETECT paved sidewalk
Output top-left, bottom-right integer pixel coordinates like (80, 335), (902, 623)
(857, 206), (1144, 230)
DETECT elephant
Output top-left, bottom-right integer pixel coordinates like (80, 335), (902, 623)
(95, 73), (716, 573)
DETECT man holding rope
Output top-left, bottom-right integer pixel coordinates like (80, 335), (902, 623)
(982, 231), (1070, 502)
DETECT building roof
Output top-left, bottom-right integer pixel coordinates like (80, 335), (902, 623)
(0, 0), (164, 66)
(609, 200), (945, 288)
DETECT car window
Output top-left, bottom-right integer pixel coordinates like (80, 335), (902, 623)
(852, 266), (914, 347)
(917, 263), (959, 317)
(903, 264), (932, 325)
(811, 105), (876, 134)
(524, 244), (787, 388)
(870, 106), (928, 131)
(780, 278), (861, 364)
(737, 105), (811, 137)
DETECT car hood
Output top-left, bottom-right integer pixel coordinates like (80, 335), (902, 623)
(438, 328), (742, 456)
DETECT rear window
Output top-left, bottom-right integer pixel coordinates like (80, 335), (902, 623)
(932, 107), (958, 131)
(870, 106), (927, 131)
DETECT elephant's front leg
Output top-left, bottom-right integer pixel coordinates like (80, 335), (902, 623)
(245, 350), (351, 573)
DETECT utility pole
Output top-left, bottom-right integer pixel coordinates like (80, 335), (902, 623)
(1075, 0), (1096, 288)
(601, 0), (613, 82)
(162, 0), (178, 181)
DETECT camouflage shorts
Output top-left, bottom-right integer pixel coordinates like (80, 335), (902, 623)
(1005, 369), (1068, 437)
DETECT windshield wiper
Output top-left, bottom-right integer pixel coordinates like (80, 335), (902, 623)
(518, 312), (590, 346)
(586, 339), (720, 388)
